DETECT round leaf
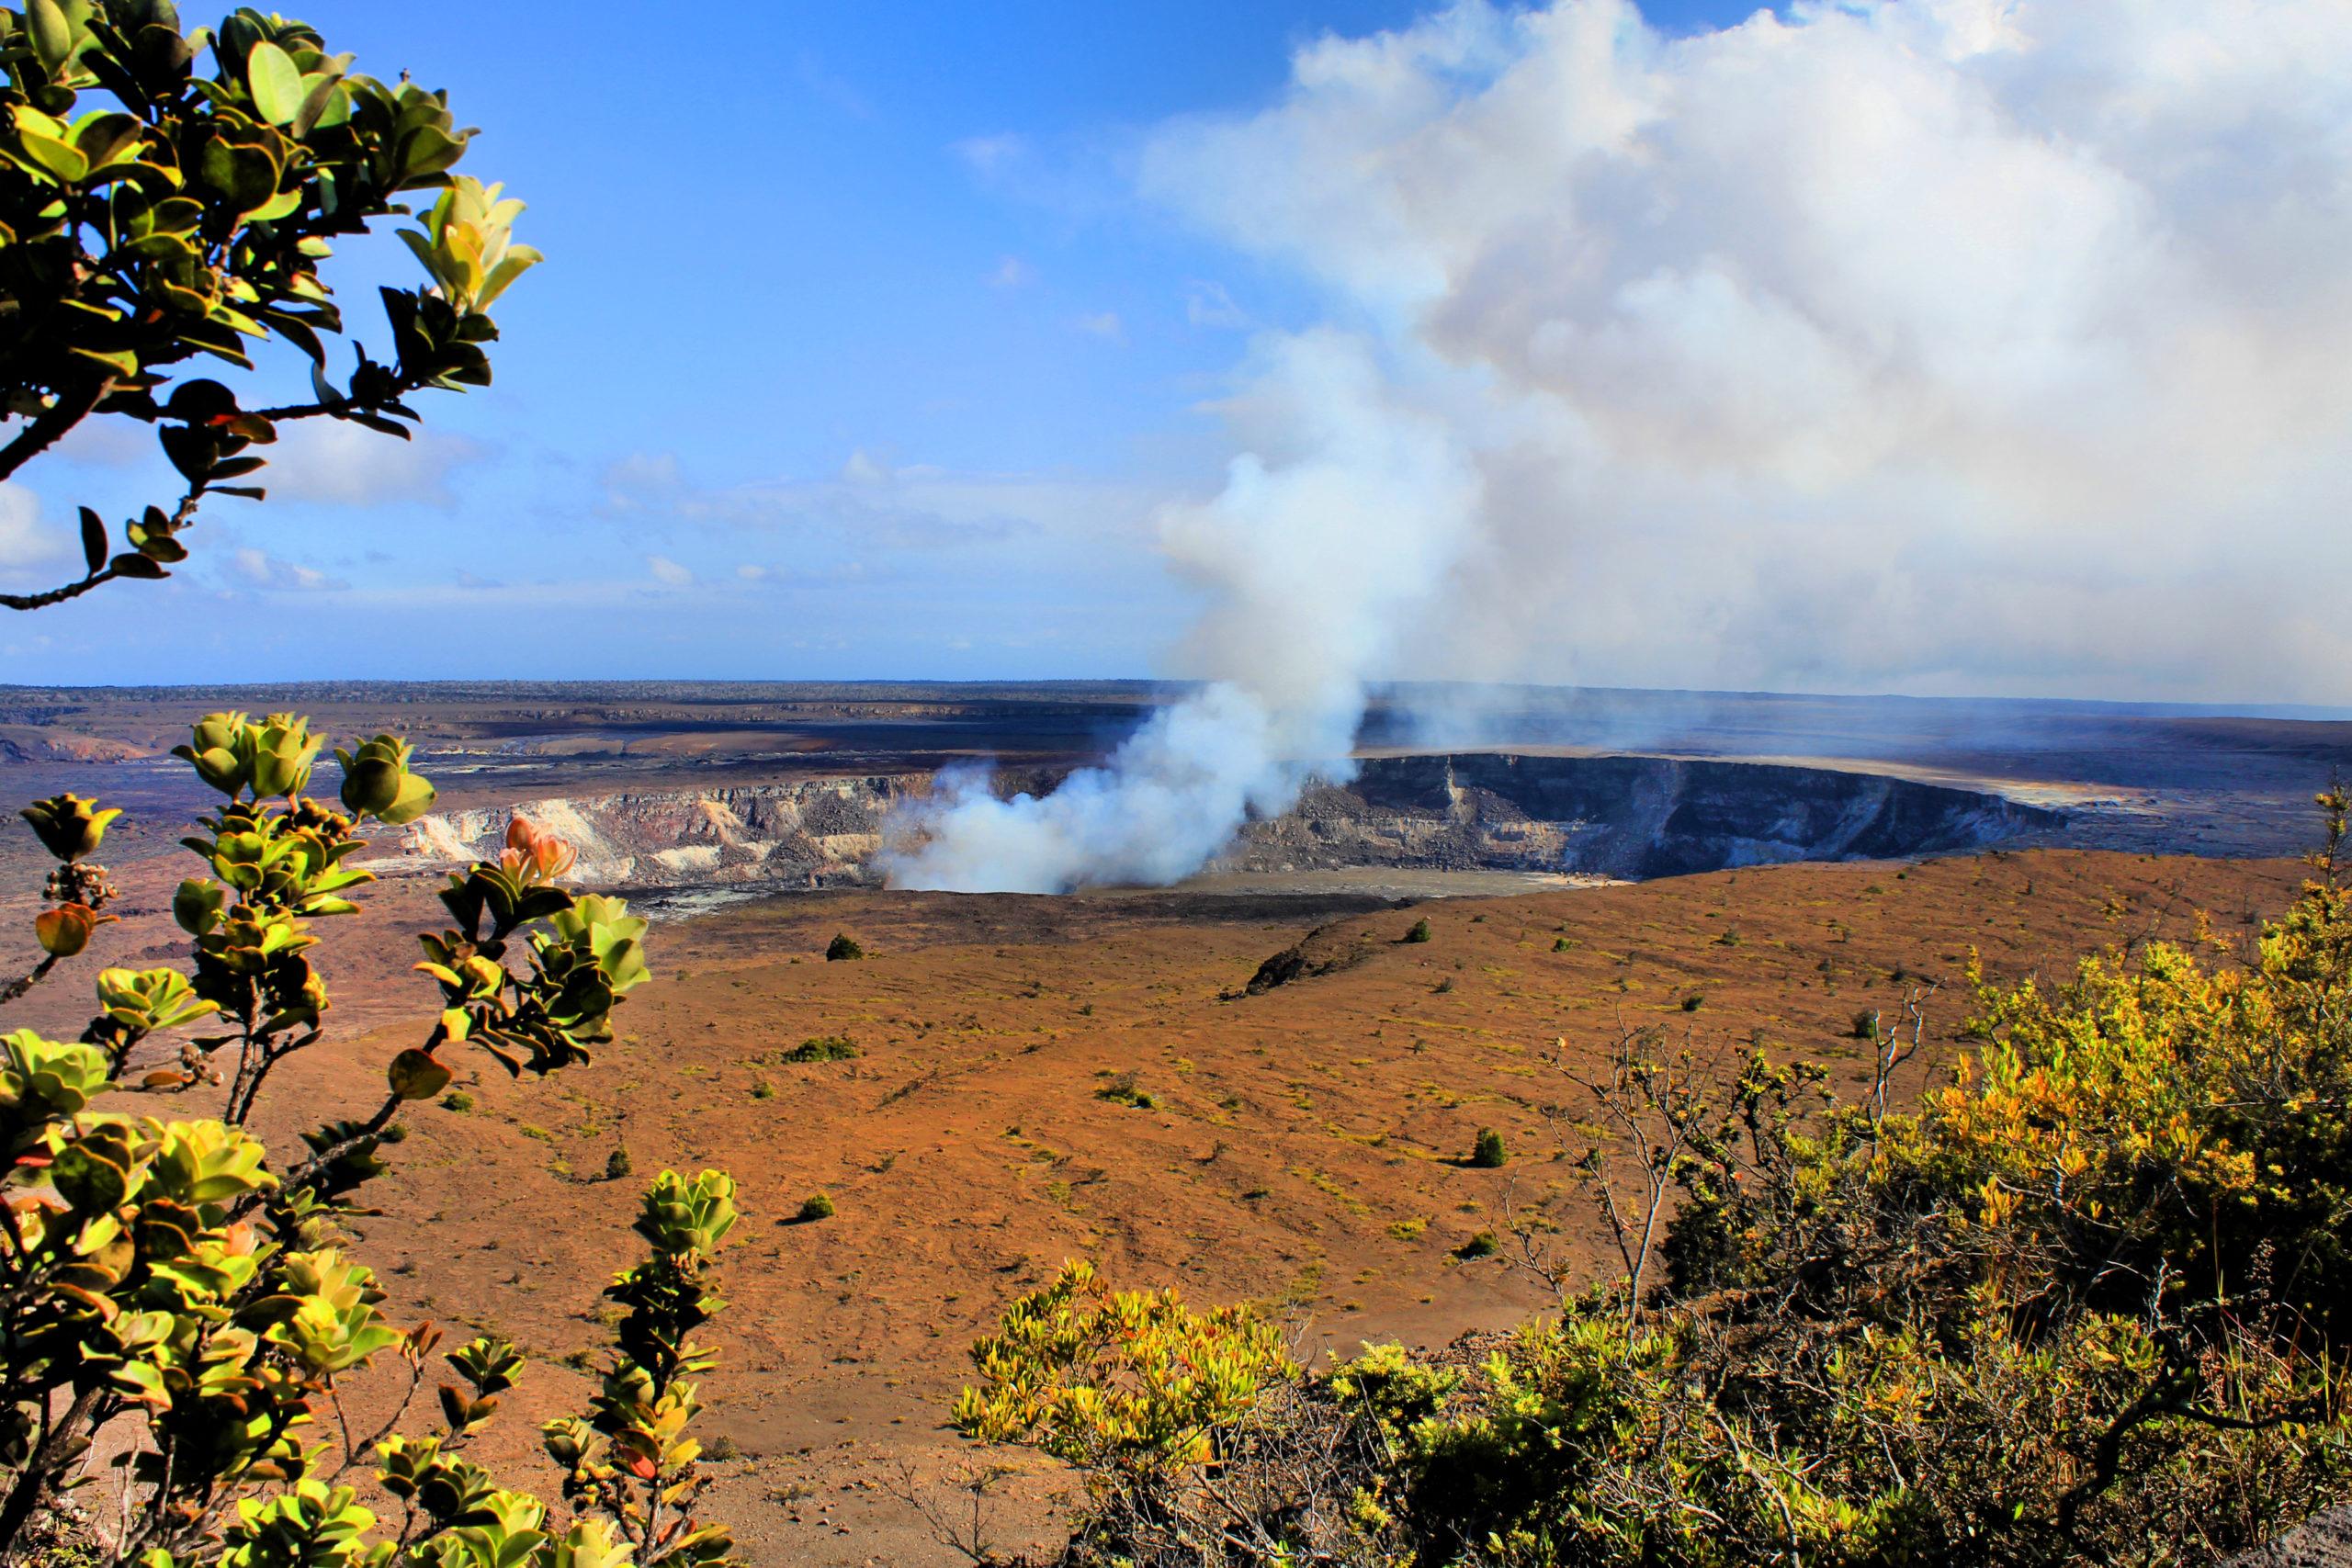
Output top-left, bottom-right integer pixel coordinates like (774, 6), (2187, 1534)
(26, 0), (72, 72)
(246, 40), (304, 126)
(387, 1048), (453, 1101)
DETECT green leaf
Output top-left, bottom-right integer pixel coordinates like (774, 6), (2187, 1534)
(26, 0), (73, 73)
(197, 137), (279, 212)
(65, 344), (138, 378)
(394, 227), (450, 294)
(70, 112), (143, 170)
(395, 125), (466, 183)
(78, 508), (107, 573)
(108, 553), (166, 580)
(7, 130), (89, 185)
(261, 310), (324, 363)
(388, 1049), (452, 1101)
(291, 73), (345, 136)
(477, 246), (544, 310)
(341, 410), (411, 440)
(245, 40), (304, 126)
(245, 186), (301, 223)
(119, 231), (198, 263)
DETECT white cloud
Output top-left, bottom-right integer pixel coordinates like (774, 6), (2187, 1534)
(0, 484), (63, 573)
(1183, 280), (1248, 329)
(841, 447), (893, 484)
(989, 255), (1037, 288)
(230, 547), (345, 592)
(599, 451), (1160, 553)
(261, 419), (485, 508)
(645, 554), (694, 587)
(1074, 310), (1125, 343)
(953, 132), (1029, 175)
(1136, 0), (2352, 703)
(736, 563), (771, 581)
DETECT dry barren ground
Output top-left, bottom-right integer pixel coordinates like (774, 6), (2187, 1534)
(7, 848), (2313, 1565)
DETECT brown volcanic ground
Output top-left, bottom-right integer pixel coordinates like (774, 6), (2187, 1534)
(6, 844), (2311, 1565)
(4, 682), (2346, 1561)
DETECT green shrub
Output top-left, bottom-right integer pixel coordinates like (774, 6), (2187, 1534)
(1403, 918), (1432, 943)
(796, 1190), (835, 1223)
(605, 1145), (632, 1181)
(1454, 1230), (1499, 1258)
(960, 798), (2352, 1568)
(441, 1089), (476, 1112)
(953, 1259), (1295, 1483)
(751, 1077), (776, 1100)
(0, 16), (757, 1561)
(1852, 1007), (1880, 1038)
(0, 6), (537, 614)
(1096, 1071), (1156, 1109)
(0, 710), (741, 1566)
(826, 932), (865, 961)
(784, 1032), (859, 1061)
(1680, 992), (1704, 1011)
(1469, 1127), (1507, 1168)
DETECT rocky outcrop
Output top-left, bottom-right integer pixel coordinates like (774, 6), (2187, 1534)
(399, 777), (922, 890)
(2228, 1506), (2352, 1568)
(1244, 920), (1385, 995)
(396, 753), (2058, 893)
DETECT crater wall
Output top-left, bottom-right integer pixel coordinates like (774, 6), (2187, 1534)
(396, 753), (2059, 893)
(1222, 753), (2060, 879)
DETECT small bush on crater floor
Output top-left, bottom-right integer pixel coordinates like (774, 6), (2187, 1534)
(1456, 1230), (1500, 1258)
(784, 1033), (859, 1062)
(605, 1145), (633, 1181)
(1096, 1071), (1158, 1109)
(1403, 918), (1433, 943)
(1469, 1127), (1508, 1168)
(1852, 1008), (1882, 1039)
(1681, 992), (1706, 1011)
(826, 932), (865, 961)
(442, 1090), (476, 1113)
(796, 1191), (836, 1223)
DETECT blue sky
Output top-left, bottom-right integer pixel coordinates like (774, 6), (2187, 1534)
(15, 2), (2342, 707)
(0, 0), (1761, 686)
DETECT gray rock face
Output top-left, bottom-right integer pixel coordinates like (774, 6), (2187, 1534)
(1222, 753), (2060, 879)
(395, 753), (2057, 894)
(397, 777), (922, 891)
(2230, 1506), (2352, 1568)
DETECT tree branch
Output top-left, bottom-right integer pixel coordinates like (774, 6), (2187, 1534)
(0, 378), (109, 485)
(0, 566), (124, 614)
(2, 482), (206, 613)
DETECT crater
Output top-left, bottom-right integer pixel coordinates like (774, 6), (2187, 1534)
(396, 751), (2059, 895)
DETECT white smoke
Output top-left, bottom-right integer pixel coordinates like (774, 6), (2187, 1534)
(896, 0), (2352, 891)
(886, 333), (1477, 892)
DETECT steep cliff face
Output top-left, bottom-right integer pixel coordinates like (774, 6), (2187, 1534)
(401, 776), (922, 890)
(396, 754), (2057, 891)
(1222, 754), (2060, 879)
